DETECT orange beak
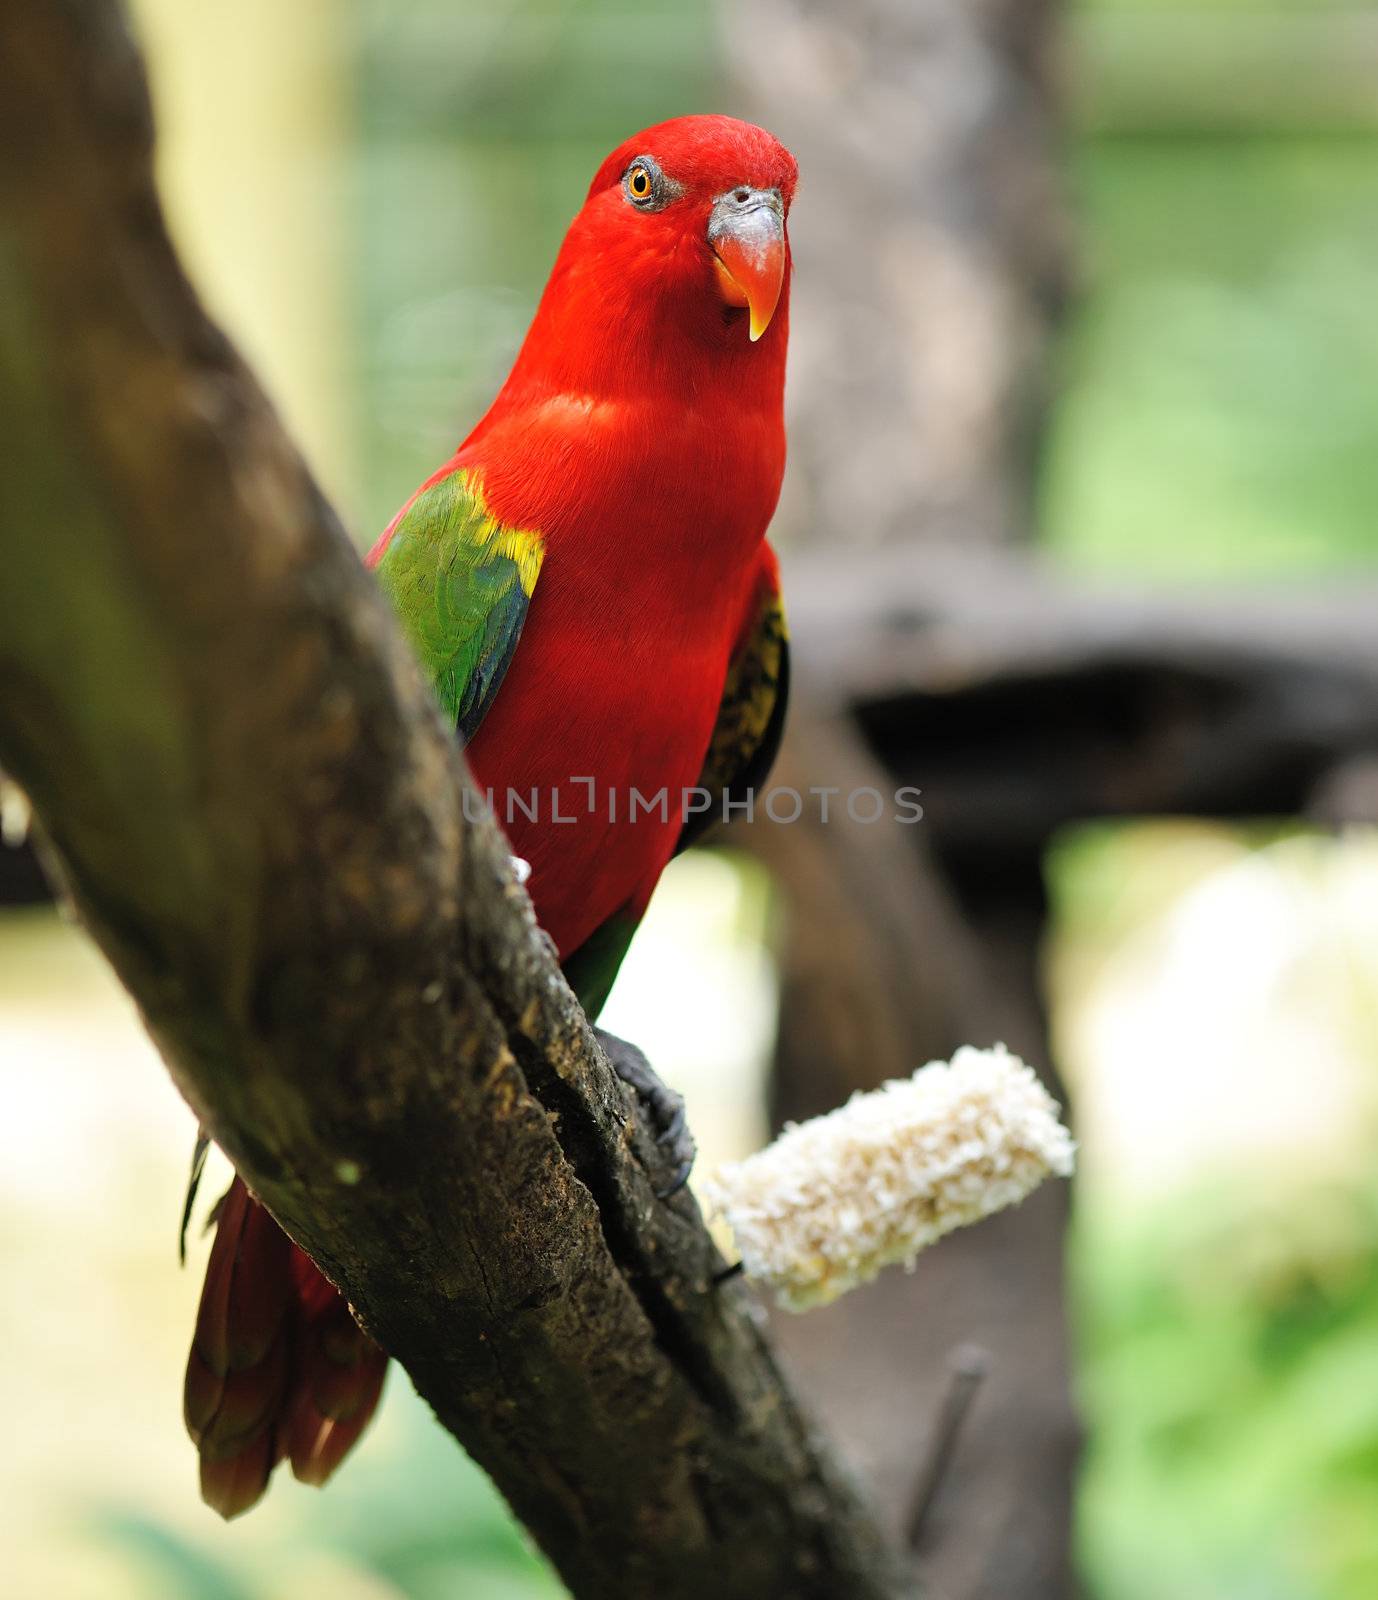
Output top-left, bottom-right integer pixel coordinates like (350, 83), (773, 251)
(709, 187), (786, 342)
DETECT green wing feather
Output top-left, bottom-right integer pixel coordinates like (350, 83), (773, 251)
(560, 911), (641, 1021)
(372, 467), (544, 743)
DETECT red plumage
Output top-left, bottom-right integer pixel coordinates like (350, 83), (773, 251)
(373, 114), (796, 955)
(188, 114), (795, 1515)
(185, 1176), (387, 1516)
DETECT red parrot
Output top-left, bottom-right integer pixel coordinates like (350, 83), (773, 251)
(184, 114), (796, 1518)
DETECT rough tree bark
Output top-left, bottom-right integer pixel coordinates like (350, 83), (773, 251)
(0, 4), (917, 1596)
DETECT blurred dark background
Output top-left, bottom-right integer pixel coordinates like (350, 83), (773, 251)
(4, 1), (1378, 1597)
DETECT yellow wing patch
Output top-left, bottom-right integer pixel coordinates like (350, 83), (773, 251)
(459, 470), (544, 596)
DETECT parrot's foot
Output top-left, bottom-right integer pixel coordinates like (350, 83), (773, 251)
(594, 1027), (696, 1197)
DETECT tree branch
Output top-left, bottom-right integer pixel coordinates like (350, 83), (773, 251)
(786, 545), (1378, 854)
(0, 3), (914, 1595)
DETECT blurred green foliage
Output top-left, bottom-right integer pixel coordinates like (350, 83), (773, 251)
(1052, 819), (1378, 1600)
(1046, 0), (1378, 1562)
(1042, 134), (1378, 580)
(1073, 1180), (1378, 1600)
(1054, 4), (1378, 1566)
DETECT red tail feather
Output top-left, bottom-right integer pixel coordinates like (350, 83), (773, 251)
(184, 1177), (386, 1517)
(287, 1295), (389, 1487)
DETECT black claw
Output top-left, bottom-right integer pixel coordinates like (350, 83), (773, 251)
(656, 1159), (694, 1200)
(179, 1130), (210, 1264)
(656, 1102), (687, 1149)
(594, 1026), (697, 1193)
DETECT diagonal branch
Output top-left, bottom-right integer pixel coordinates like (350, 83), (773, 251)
(0, 3), (914, 1595)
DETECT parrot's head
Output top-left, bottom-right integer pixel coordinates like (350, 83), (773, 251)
(579, 115), (797, 348)
(520, 114), (797, 375)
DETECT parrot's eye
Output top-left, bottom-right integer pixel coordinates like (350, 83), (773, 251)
(622, 155), (674, 211)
